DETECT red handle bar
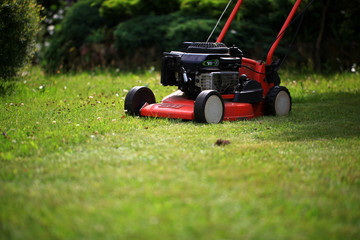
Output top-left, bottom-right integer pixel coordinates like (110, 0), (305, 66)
(216, 0), (302, 65)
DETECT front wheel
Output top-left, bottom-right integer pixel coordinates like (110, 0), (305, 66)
(264, 86), (292, 116)
(124, 86), (156, 116)
(194, 90), (225, 123)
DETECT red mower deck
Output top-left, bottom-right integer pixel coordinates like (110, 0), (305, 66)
(140, 91), (263, 121)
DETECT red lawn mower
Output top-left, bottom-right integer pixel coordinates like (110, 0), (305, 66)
(125, 0), (308, 123)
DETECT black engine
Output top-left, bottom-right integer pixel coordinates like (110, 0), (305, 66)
(161, 42), (243, 97)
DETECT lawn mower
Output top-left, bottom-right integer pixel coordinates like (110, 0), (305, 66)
(125, 0), (306, 123)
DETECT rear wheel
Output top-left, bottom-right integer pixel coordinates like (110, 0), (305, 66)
(264, 86), (292, 116)
(194, 90), (225, 123)
(124, 86), (155, 116)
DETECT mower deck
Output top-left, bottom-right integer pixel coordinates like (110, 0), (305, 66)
(140, 91), (263, 121)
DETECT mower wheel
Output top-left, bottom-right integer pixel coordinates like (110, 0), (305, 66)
(124, 86), (156, 116)
(194, 90), (225, 123)
(264, 86), (292, 116)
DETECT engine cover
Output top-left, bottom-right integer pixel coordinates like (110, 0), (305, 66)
(161, 42), (243, 97)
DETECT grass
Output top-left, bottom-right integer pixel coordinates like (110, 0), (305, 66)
(1, 67), (360, 239)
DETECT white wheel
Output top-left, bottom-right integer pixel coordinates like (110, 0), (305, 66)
(194, 90), (224, 123)
(264, 86), (292, 116)
(204, 95), (224, 123)
(275, 90), (291, 116)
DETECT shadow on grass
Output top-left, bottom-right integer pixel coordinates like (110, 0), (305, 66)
(136, 91), (360, 142)
(267, 91), (360, 141)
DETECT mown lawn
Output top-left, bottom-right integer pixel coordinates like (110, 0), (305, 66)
(1, 67), (360, 239)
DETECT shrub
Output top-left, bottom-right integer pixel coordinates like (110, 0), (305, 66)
(113, 0), (275, 59)
(113, 13), (214, 68)
(114, 14), (173, 52)
(180, 0), (230, 18)
(99, 0), (140, 26)
(0, 0), (42, 82)
(113, 12), (244, 68)
(44, 0), (248, 72)
(47, 0), (332, 72)
(43, 0), (104, 73)
(100, 0), (180, 27)
(137, 0), (180, 15)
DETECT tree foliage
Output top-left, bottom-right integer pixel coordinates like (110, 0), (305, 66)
(44, 0), (104, 72)
(42, 0), (360, 73)
(0, 0), (42, 82)
(180, 0), (230, 17)
(100, 0), (180, 26)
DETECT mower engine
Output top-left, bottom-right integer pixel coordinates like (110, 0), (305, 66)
(161, 42), (243, 97)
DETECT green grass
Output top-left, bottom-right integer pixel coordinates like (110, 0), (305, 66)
(1, 67), (360, 239)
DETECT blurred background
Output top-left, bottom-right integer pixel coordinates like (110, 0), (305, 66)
(2, 0), (360, 78)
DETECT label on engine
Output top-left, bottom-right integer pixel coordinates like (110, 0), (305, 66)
(202, 59), (219, 67)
